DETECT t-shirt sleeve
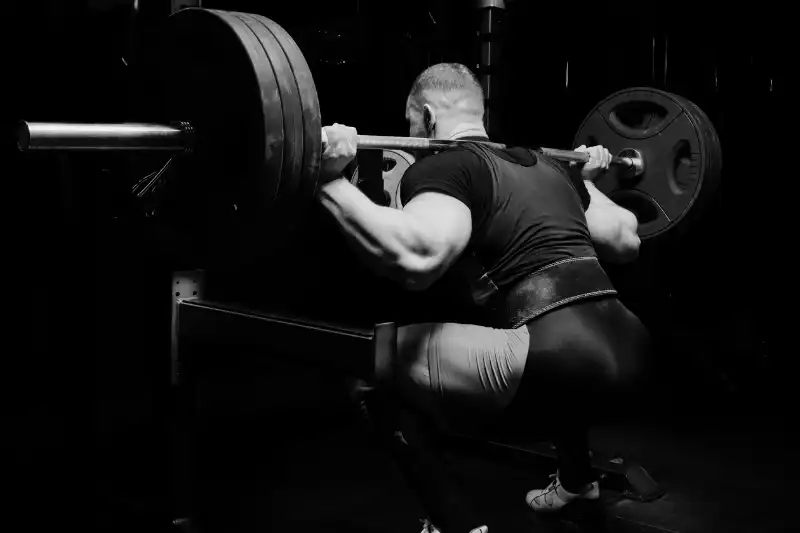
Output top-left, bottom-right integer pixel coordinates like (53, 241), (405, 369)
(399, 149), (486, 209)
(569, 172), (591, 211)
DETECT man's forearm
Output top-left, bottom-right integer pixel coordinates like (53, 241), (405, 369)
(315, 178), (434, 288)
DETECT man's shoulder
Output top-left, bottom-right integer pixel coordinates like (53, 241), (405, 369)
(399, 143), (498, 212)
(406, 146), (487, 177)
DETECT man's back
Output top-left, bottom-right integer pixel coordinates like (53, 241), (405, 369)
(400, 139), (596, 291)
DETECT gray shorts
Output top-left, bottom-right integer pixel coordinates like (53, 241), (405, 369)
(395, 322), (530, 421)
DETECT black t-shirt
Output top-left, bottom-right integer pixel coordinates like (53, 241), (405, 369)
(400, 136), (594, 292)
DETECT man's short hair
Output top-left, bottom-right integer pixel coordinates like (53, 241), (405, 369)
(407, 63), (485, 113)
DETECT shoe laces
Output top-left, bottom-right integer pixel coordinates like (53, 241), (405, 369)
(420, 518), (438, 533)
(534, 473), (562, 507)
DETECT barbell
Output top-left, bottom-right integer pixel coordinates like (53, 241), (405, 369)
(19, 123), (643, 177)
(16, 8), (722, 265)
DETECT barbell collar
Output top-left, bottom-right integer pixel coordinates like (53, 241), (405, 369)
(16, 121), (192, 152)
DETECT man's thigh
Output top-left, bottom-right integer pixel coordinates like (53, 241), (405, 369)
(394, 322), (530, 427)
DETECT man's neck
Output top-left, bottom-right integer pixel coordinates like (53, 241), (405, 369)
(440, 123), (488, 140)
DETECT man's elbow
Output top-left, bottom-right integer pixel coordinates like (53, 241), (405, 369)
(398, 253), (443, 292)
(606, 214), (641, 264)
(613, 230), (641, 263)
(590, 209), (641, 264)
(596, 233), (639, 265)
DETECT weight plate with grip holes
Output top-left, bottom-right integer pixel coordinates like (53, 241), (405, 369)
(350, 149), (416, 209)
(573, 87), (722, 242)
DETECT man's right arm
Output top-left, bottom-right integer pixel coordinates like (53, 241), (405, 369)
(583, 180), (640, 264)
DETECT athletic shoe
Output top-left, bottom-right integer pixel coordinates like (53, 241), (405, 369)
(525, 472), (599, 512)
(419, 518), (488, 533)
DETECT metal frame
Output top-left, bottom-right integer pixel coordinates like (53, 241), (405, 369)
(168, 269), (398, 529)
(170, 270), (396, 387)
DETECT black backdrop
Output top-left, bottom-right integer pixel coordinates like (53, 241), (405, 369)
(1, 0), (793, 529)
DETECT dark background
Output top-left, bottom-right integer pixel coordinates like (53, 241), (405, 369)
(1, 0), (793, 530)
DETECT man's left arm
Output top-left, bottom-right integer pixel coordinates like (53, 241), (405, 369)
(316, 178), (472, 291)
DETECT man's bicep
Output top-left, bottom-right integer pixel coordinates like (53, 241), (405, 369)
(403, 192), (472, 261)
(396, 150), (483, 279)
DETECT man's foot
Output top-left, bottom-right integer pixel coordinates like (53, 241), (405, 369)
(419, 518), (488, 533)
(525, 473), (599, 513)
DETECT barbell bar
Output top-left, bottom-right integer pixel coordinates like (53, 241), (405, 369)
(17, 122), (643, 176)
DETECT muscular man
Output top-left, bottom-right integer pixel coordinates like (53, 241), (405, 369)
(317, 64), (650, 532)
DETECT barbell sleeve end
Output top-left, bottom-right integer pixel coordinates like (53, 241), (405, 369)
(615, 149), (645, 177)
(170, 121), (195, 153)
(612, 156), (633, 168)
(611, 156), (646, 177)
(630, 157), (645, 177)
(16, 121), (31, 152)
(16, 122), (190, 152)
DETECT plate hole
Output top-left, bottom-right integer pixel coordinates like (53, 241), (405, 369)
(609, 101), (668, 132)
(383, 158), (398, 172)
(667, 140), (694, 195)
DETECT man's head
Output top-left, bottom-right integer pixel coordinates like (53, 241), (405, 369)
(405, 63), (486, 140)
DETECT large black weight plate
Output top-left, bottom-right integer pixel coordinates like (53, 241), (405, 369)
(350, 150), (416, 209)
(229, 12), (305, 207)
(160, 9), (322, 267)
(574, 87), (722, 242)
(161, 8), (286, 266)
(247, 13), (322, 205)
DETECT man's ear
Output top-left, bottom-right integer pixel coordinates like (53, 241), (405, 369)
(422, 104), (436, 135)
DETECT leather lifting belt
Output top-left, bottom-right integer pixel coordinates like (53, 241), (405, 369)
(481, 257), (617, 329)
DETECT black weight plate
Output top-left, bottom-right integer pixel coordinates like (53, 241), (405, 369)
(248, 14), (322, 203)
(574, 87), (722, 242)
(161, 8), (286, 266)
(230, 12), (305, 208)
(350, 149), (416, 209)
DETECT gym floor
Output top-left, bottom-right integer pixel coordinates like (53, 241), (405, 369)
(15, 360), (792, 533)
(153, 351), (794, 533)
(256, 394), (794, 533)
